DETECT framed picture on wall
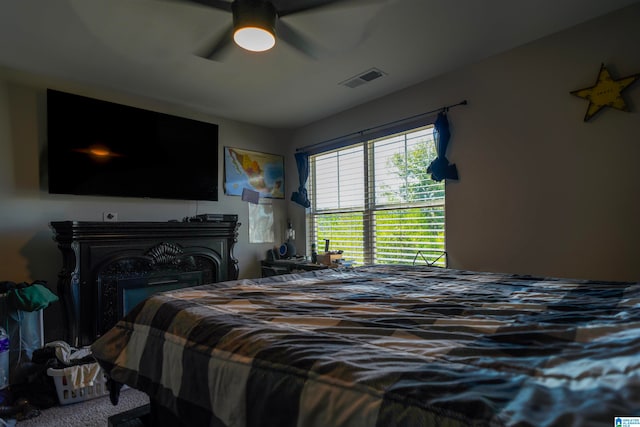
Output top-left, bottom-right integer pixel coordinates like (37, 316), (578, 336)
(224, 147), (285, 199)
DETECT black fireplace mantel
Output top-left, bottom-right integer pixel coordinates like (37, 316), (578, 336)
(51, 217), (240, 346)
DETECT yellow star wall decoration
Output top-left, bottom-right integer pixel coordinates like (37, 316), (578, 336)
(570, 63), (639, 121)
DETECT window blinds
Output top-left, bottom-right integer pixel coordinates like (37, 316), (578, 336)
(309, 126), (445, 267)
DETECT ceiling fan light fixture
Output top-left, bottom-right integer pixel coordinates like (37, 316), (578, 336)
(232, 0), (278, 52)
(233, 27), (275, 52)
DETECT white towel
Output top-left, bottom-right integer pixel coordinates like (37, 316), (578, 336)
(62, 362), (101, 390)
(45, 340), (92, 365)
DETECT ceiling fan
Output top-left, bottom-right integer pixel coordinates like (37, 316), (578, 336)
(188, 0), (346, 60)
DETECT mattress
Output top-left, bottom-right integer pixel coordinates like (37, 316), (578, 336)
(91, 265), (640, 426)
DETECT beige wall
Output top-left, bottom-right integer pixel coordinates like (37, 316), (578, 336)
(288, 3), (640, 282)
(0, 80), (291, 340)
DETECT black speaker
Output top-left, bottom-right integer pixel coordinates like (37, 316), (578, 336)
(278, 242), (296, 258)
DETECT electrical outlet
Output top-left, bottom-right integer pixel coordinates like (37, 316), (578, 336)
(103, 212), (118, 222)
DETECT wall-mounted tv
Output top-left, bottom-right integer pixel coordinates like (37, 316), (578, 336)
(47, 89), (218, 201)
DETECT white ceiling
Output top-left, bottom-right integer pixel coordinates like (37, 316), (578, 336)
(1, 0), (638, 129)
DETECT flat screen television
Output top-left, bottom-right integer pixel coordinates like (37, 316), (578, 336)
(46, 89), (219, 201)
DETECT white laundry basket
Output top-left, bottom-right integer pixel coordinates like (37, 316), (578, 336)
(47, 364), (109, 405)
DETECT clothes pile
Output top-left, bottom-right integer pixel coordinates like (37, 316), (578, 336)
(0, 281), (58, 313)
(0, 280), (59, 425)
(5, 341), (99, 423)
(37, 341), (102, 390)
(0, 280), (58, 368)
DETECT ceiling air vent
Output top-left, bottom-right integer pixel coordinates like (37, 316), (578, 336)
(340, 68), (386, 88)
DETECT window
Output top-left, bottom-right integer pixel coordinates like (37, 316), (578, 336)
(308, 126), (446, 266)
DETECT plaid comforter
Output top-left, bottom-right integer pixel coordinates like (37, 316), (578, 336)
(91, 265), (640, 427)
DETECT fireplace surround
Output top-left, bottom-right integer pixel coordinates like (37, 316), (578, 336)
(51, 217), (240, 346)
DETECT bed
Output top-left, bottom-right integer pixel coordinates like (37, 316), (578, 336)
(91, 264), (640, 426)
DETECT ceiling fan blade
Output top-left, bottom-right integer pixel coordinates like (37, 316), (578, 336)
(276, 20), (324, 59)
(277, 0), (388, 17)
(276, 0), (344, 17)
(197, 24), (234, 60)
(187, 0), (233, 12)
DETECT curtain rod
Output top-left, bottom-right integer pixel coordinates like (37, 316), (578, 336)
(297, 100), (468, 153)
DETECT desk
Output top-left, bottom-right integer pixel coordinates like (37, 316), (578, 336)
(261, 259), (328, 277)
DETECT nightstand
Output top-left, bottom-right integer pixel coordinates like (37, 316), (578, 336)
(260, 259), (328, 277)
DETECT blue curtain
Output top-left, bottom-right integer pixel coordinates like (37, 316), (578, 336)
(427, 111), (458, 182)
(291, 152), (311, 208)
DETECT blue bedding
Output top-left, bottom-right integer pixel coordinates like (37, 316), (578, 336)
(92, 265), (640, 426)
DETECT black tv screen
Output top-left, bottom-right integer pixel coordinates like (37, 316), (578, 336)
(47, 89), (218, 201)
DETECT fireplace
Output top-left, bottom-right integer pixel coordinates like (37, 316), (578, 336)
(115, 270), (204, 319)
(51, 217), (240, 346)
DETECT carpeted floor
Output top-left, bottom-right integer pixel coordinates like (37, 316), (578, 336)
(13, 388), (149, 427)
